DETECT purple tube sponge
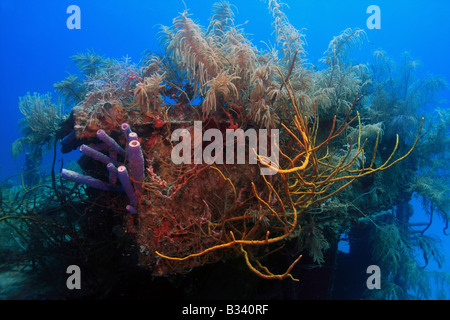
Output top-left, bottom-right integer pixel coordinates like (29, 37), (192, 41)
(126, 205), (137, 214)
(121, 123), (132, 140)
(117, 165), (138, 207)
(61, 123), (145, 214)
(60, 130), (78, 153)
(107, 163), (118, 184)
(128, 139), (144, 193)
(61, 130), (76, 146)
(86, 143), (109, 152)
(128, 132), (138, 142)
(61, 169), (122, 192)
(97, 129), (126, 157)
(80, 144), (122, 167)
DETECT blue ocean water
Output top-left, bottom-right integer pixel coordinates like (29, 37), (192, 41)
(0, 0), (449, 299)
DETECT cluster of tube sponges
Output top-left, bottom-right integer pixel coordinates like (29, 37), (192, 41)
(61, 123), (144, 214)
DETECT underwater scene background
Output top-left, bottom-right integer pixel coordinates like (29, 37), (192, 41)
(0, 0), (449, 300)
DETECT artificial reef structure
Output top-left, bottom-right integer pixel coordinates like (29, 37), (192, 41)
(5, 1), (449, 299)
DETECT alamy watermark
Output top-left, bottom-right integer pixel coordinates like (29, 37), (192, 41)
(66, 5), (81, 30)
(66, 265), (81, 290)
(67, 5), (380, 31)
(171, 121), (279, 176)
(367, 5), (381, 30)
(366, 265), (381, 290)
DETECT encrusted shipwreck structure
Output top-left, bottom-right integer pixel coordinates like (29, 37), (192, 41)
(55, 1), (424, 282)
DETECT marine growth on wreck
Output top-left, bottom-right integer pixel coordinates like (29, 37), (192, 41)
(3, 0), (450, 299)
